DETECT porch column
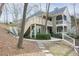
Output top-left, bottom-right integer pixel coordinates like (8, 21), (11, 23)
(52, 16), (57, 33)
(34, 24), (37, 38)
(30, 25), (32, 38)
(62, 14), (64, 39)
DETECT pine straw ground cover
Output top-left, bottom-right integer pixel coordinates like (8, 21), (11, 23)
(0, 24), (45, 56)
(44, 41), (78, 56)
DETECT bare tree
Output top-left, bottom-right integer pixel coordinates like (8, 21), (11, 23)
(10, 4), (17, 23)
(73, 4), (78, 36)
(0, 3), (4, 16)
(17, 3), (28, 49)
(45, 3), (50, 33)
(4, 4), (13, 24)
(26, 4), (39, 18)
(12, 4), (22, 23)
(4, 4), (9, 24)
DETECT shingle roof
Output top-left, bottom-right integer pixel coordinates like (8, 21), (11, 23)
(25, 11), (44, 22)
(26, 6), (67, 19)
(15, 11), (44, 24)
(26, 11), (44, 19)
(50, 6), (67, 14)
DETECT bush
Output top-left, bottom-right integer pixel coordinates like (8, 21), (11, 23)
(67, 33), (79, 39)
(51, 32), (62, 39)
(75, 35), (79, 39)
(36, 33), (51, 40)
(24, 33), (51, 40)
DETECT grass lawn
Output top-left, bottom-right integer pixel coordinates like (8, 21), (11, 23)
(44, 41), (77, 56)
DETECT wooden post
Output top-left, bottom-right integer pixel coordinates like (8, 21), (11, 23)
(30, 26), (32, 38)
(34, 24), (36, 38)
(62, 14), (64, 40)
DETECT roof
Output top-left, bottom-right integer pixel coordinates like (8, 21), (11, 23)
(25, 11), (44, 22)
(15, 7), (67, 23)
(26, 11), (44, 20)
(14, 11), (44, 23)
(50, 6), (67, 15)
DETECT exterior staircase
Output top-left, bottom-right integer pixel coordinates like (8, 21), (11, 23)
(63, 33), (79, 55)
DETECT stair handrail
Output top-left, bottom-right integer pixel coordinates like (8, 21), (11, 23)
(63, 33), (75, 46)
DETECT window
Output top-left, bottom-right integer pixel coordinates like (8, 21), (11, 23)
(43, 15), (52, 21)
(64, 15), (67, 20)
(39, 29), (40, 33)
(64, 26), (67, 32)
(56, 15), (62, 20)
(57, 26), (67, 32)
(57, 26), (63, 32)
(43, 15), (46, 19)
(48, 17), (52, 21)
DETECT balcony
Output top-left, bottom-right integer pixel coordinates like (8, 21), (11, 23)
(56, 20), (68, 24)
(56, 20), (63, 24)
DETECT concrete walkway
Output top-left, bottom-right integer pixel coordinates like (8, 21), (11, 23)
(36, 41), (53, 56)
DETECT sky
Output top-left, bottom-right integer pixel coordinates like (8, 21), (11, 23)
(0, 3), (79, 23)
(41, 3), (79, 15)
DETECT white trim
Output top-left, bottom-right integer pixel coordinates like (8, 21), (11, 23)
(23, 38), (62, 42)
(63, 39), (74, 47)
(63, 34), (79, 54)
(63, 34), (75, 46)
(75, 46), (79, 48)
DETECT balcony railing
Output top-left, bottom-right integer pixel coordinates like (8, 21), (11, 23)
(56, 20), (68, 25)
(56, 20), (63, 24)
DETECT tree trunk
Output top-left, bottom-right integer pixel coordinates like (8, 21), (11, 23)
(0, 3), (4, 16)
(45, 3), (50, 33)
(17, 3), (28, 49)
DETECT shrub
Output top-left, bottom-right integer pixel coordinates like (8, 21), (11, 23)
(51, 32), (62, 39)
(67, 33), (79, 39)
(36, 33), (51, 40)
(67, 33), (76, 38)
(24, 35), (30, 38)
(75, 35), (79, 39)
